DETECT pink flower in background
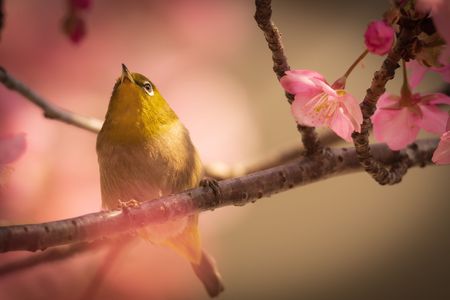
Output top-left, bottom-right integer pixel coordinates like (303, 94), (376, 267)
(406, 60), (450, 88)
(70, 0), (92, 10)
(63, 14), (86, 44)
(0, 133), (26, 164)
(432, 123), (450, 165)
(280, 70), (363, 142)
(0, 133), (26, 186)
(364, 20), (395, 55)
(372, 90), (450, 150)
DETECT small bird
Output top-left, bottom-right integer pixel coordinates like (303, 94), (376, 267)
(96, 64), (224, 297)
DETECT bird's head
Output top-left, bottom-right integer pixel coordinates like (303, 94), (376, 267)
(103, 64), (178, 138)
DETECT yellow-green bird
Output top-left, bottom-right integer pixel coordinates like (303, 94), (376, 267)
(96, 64), (224, 297)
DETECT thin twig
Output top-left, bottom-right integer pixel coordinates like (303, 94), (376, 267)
(0, 239), (108, 277)
(0, 139), (437, 253)
(0, 67), (103, 133)
(254, 0), (321, 155)
(78, 240), (131, 300)
(351, 15), (421, 185)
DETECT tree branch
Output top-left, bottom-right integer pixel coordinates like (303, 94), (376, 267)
(254, 0), (321, 155)
(351, 15), (422, 185)
(0, 239), (107, 277)
(0, 139), (437, 253)
(0, 67), (103, 133)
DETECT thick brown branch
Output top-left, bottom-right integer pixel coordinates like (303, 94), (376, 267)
(254, 0), (321, 155)
(0, 139), (437, 253)
(351, 16), (421, 185)
(0, 67), (103, 133)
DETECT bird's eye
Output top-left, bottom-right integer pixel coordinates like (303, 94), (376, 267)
(143, 82), (154, 96)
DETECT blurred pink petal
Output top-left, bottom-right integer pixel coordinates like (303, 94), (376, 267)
(280, 70), (326, 97)
(372, 90), (450, 150)
(0, 133), (26, 164)
(417, 103), (449, 134)
(372, 103), (421, 151)
(63, 14), (86, 44)
(406, 60), (428, 88)
(364, 20), (395, 56)
(432, 131), (450, 165)
(282, 70), (362, 142)
(70, 0), (92, 10)
(407, 60), (450, 88)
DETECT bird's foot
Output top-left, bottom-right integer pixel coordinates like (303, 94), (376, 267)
(118, 199), (140, 210)
(200, 177), (222, 198)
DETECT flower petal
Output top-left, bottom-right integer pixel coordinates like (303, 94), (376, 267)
(432, 131), (450, 165)
(376, 92), (401, 109)
(417, 103), (449, 134)
(364, 20), (395, 56)
(311, 77), (338, 97)
(328, 107), (355, 142)
(372, 107), (420, 150)
(280, 70), (325, 96)
(339, 92), (363, 132)
(291, 96), (315, 126)
(291, 93), (330, 126)
(406, 60), (428, 89)
(422, 92), (450, 105)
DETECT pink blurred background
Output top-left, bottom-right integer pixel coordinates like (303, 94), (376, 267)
(0, 0), (449, 299)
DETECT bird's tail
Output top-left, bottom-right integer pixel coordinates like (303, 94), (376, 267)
(191, 250), (224, 297)
(159, 214), (224, 297)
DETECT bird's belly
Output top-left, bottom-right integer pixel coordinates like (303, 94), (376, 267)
(98, 150), (188, 242)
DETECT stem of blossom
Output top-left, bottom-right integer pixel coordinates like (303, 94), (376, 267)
(344, 49), (369, 79)
(332, 49), (369, 89)
(0, 67), (103, 133)
(400, 59), (412, 103)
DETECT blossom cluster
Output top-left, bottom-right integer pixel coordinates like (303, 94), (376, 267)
(280, 0), (449, 164)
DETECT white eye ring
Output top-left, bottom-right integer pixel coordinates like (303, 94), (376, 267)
(143, 82), (154, 96)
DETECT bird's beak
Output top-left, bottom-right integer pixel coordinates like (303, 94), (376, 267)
(121, 64), (135, 84)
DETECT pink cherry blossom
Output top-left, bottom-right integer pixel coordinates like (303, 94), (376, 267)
(280, 70), (363, 142)
(0, 133), (26, 165)
(406, 60), (450, 88)
(432, 116), (450, 165)
(372, 90), (450, 150)
(432, 131), (450, 165)
(364, 20), (395, 55)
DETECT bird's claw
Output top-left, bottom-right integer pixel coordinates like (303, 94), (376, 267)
(118, 199), (140, 210)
